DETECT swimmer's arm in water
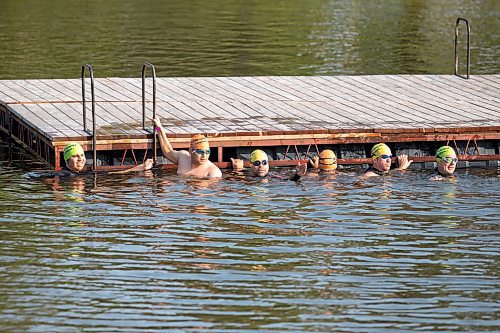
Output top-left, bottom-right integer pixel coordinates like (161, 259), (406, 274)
(109, 159), (154, 174)
(289, 161), (307, 181)
(153, 118), (185, 164)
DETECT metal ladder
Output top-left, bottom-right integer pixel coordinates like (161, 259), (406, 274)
(81, 64), (97, 170)
(455, 18), (471, 79)
(142, 62), (157, 165)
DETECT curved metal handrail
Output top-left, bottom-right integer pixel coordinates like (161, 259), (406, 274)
(455, 18), (471, 79)
(81, 64), (97, 170)
(142, 62), (157, 164)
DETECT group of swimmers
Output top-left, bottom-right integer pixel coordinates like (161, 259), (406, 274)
(58, 118), (459, 180)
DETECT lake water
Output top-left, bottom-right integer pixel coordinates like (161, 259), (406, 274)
(0, 0), (499, 332)
(0, 0), (498, 78)
(1, 139), (500, 332)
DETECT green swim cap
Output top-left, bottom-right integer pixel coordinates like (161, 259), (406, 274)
(63, 143), (84, 161)
(371, 143), (392, 159)
(436, 146), (456, 162)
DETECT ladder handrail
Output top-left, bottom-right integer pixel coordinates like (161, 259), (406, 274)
(142, 62), (157, 164)
(81, 64), (97, 170)
(454, 18), (471, 79)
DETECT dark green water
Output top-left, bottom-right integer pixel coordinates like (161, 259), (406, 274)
(0, 1), (499, 332)
(0, 0), (498, 79)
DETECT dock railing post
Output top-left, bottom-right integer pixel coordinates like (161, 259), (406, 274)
(81, 64), (97, 170)
(142, 62), (157, 165)
(454, 18), (471, 79)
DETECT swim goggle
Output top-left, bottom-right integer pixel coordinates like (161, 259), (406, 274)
(441, 157), (458, 164)
(194, 149), (211, 155)
(319, 157), (337, 165)
(252, 160), (268, 167)
(377, 154), (392, 159)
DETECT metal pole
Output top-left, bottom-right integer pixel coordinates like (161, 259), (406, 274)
(454, 18), (471, 79)
(142, 62), (157, 165)
(81, 64), (97, 169)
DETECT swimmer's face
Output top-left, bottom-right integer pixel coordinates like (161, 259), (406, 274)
(373, 154), (392, 172)
(437, 155), (457, 175)
(250, 159), (269, 177)
(66, 153), (86, 172)
(191, 148), (211, 165)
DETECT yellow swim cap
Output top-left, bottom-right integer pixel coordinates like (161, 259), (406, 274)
(250, 149), (268, 163)
(436, 146), (457, 162)
(371, 143), (392, 159)
(63, 143), (84, 161)
(318, 149), (337, 171)
(191, 134), (209, 150)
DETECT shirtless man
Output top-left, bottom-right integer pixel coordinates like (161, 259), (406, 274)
(153, 118), (222, 178)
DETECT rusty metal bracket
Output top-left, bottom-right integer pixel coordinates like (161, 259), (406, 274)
(120, 148), (138, 166)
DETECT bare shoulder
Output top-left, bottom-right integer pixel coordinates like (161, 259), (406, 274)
(208, 162), (222, 178)
(362, 171), (379, 178)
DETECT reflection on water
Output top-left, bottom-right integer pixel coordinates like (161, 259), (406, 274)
(0, 148), (499, 332)
(0, 0), (499, 330)
(0, 0), (498, 79)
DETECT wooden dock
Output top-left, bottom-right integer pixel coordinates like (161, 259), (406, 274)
(0, 74), (499, 170)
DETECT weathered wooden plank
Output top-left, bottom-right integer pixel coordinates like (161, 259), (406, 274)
(287, 76), (392, 124)
(361, 75), (473, 124)
(213, 77), (272, 102)
(204, 77), (303, 131)
(109, 77), (147, 100)
(0, 75), (498, 160)
(396, 75), (499, 121)
(324, 76), (428, 124)
(270, 77), (362, 125)
(314, 78), (412, 125)
(3, 80), (39, 103)
(343, 75), (459, 125)
(422, 75), (500, 114)
(9, 104), (63, 139)
(34, 79), (82, 102)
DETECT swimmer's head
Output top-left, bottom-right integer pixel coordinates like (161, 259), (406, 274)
(436, 146), (457, 176)
(191, 134), (210, 150)
(63, 142), (86, 172)
(435, 146), (457, 162)
(371, 143), (392, 159)
(190, 134), (210, 164)
(318, 149), (337, 171)
(371, 143), (392, 172)
(250, 149), (269, 177)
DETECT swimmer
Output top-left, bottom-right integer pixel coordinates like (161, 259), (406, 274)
(34, 142), (153, 177)
(309, 149), (338, 173)
(230, 149), (306, 181)
(153, 118), (222, 178)
(432, 145), (458, 180)
(363, 143), (412, 177)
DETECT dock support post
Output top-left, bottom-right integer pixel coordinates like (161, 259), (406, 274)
(218, 146), (223, 163)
